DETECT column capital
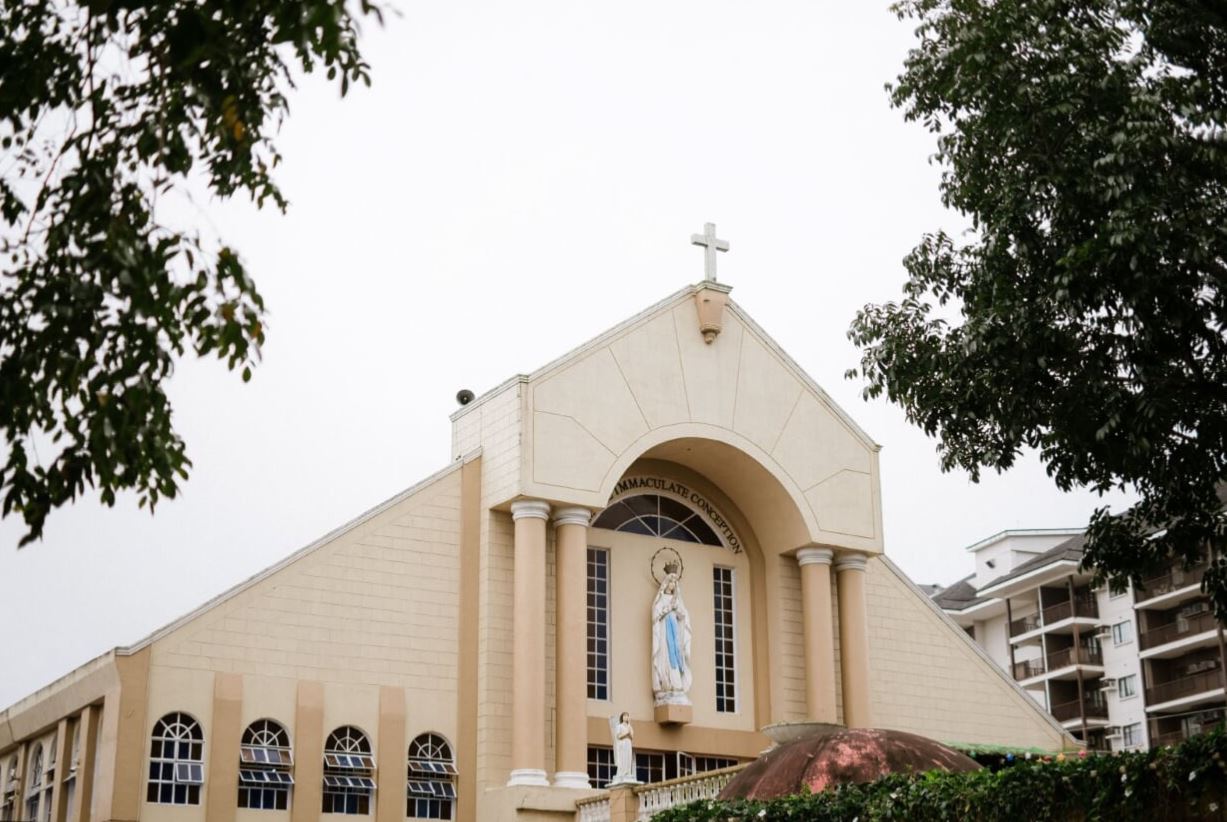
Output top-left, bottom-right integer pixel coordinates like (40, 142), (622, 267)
(553, 506), (593, 528)
(834, 553), (869, 573)
(796, 547), (834, 567)
(510, 499), (551, 521)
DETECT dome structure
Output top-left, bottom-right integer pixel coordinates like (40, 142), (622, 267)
(719, 727), (981, 800)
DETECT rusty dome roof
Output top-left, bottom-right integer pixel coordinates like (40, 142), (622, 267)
(719, 728), (980, 800)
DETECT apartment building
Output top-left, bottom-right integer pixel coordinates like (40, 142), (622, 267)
(935, 529), (1225, 752)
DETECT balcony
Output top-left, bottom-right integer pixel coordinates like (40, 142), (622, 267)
(1047, 645), (1102, 670)
(1042, 596), (1099, 625)
(1009, 615), (1041, 637)
(1136, 560), (1209, 605)
(1009, 598), (1098, 640)
(1145, 669), (1224, 706)
(1051, 695), (1109, 723)
(1139, 611), (1221, 652)
(1013, 646), (1103, 681)
(1148, 710), (1225, 748)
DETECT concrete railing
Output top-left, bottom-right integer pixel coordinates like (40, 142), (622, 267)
(576, 795), (611, 822)
(634, 765), (747, 821)
(574, 764), (748, 822)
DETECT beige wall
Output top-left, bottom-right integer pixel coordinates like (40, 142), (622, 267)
(450, 287), (884, 556)
(865, 557), (1075, 750)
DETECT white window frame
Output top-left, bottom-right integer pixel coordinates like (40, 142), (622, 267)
(1112, 620), (1132, 646)
(712, 566), (738, 714)
(587, 547), (612, 701)
(1122, 722), (1143, 749)
(1117, 674), (1137, 700)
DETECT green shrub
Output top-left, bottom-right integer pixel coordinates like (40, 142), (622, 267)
(653, 729), (1227, 821)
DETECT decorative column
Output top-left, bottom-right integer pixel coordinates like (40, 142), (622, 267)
(835, 553), (872, 728)
(553, 507), (592, 788)
(508, 499), (551, 787)
(796, 548), (838, 723)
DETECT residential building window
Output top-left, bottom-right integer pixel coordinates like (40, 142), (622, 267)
(238, 719), (294, 810)
(588, 547), (611, 700)
(63, 724), (79, 820)
(592, 494), (723, 546)
(147, 713), (204, 805)
(322, 726), (374, 815)
(1122, 723), (1143, 749)
(1112, 621), (1132, 646)
(713, 567), (737, 713)
(1118, 675), (1138, 699)
(41, 737), (55, 822)
(2, 755), (16, 821)
(24, 745), (43, 822)
(586, 747), (615, 789)
(407, 733), (457, 820)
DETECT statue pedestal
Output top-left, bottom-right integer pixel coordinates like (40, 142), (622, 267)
(654, 703), (692, 725)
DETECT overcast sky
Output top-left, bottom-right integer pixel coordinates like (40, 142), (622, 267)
(0, 1), (1134, 709)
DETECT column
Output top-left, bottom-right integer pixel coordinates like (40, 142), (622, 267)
(204, 673), (242, 822)
(508, 499), (551, 787)
(553, 507), (592, 788)
(835, 553), (872, 728)
(69, 704), (101, 822)
(796, 548), (838, 723)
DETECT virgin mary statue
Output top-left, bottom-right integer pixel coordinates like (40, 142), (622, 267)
(651, 571), (692, 703)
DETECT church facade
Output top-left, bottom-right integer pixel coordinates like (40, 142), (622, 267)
(0, 278), (1074, 822)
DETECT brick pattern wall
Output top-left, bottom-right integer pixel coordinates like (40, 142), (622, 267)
(776, 557), (807, 721)
(866, 558), (1067, 749)
(152, 469), (463, 693)
(453, 381), (522, 507)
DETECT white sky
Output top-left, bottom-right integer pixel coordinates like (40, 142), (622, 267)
(0, 1), (1133, 709)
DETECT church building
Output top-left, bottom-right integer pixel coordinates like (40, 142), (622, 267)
(1, 233), (1074, 822)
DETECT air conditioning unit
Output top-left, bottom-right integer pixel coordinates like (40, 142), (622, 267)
(1105, 727), (1123, 738)
(1098, 678), (1117, 690)
(1093, 627), (1113, 640)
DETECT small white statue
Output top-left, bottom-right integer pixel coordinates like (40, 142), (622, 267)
(651, 568), (692, 704)
(608, 712), (638, 785)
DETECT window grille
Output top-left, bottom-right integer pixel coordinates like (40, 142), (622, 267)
(713, 567), (737, 713)
(587, 547), (611, 700)
(586, 747), (615, 789)
(238, 719), (294, 810)
(146, 713), (204, 805)
(322, 727), (373, 815)
(407, 733), (456, 819)
(593, 495), (723, 546)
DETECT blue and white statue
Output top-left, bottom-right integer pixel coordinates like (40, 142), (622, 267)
(651, 565), (692, 704)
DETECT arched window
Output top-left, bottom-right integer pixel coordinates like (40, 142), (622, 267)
(592, 494), (723, 546)
(238, 720), (294, 810)
(406, 733), (456, 819)
(146, 712), (204, 805)
(322, 727), (374, 815)
(23, 745), (42, 821)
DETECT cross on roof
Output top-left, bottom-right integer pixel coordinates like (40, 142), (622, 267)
(690, 222), (729, 282)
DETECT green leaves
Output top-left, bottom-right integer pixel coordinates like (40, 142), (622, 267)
(0, 0), (382, 544)
(853, 0), (1227, 613)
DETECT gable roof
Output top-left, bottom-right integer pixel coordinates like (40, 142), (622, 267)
(452, 283), (881, 452)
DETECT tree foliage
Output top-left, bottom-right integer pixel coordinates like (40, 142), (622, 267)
(0, 0), (380, 544)
(849, 0), (1227, 609)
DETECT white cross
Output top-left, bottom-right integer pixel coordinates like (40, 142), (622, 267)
(690, 222), (729, 282)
